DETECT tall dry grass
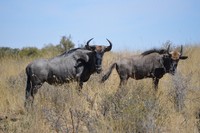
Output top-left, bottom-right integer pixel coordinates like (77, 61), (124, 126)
(0, 45), (200, 133)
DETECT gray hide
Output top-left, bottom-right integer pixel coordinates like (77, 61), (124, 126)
(25, 38), (112, 108)
(101, 45), (188, 90)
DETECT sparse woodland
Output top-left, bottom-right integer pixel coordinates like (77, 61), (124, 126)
(0, 43), (200, 133)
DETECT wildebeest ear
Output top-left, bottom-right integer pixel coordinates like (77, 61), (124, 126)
(85, 45), (96, 51)
(73, 52), (89, 63)
(179, 56), (188, 60)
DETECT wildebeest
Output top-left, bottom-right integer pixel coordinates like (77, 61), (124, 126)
(101, 45), (188, 90)
(25, 38), (112, 108)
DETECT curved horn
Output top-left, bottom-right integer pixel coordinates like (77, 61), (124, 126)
(167, 44), (170, 54)
(85, 38), (94, 50)
(180, 45), (183, 56)
(105, 38), (112, 52)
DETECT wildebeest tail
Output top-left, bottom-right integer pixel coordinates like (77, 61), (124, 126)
(25, 66), (32, 100)
(101, 63), (116, 83)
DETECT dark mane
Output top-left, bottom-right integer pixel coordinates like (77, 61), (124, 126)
(141, 48), (167, 56)
(58, 48), (83, 57)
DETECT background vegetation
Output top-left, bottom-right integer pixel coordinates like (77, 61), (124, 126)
(0, 39), (200, 132)
(0, 35), (75, 59)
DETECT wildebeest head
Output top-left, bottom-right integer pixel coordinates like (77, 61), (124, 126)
(163, 45), (188, 75)
(85, 38), (112, 73)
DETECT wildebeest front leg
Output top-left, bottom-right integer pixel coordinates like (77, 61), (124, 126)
(153, 78), (159, 91)
(78, 81), (83, 91)
(75, 64), (84, 92)
(76, 79), (83, 92)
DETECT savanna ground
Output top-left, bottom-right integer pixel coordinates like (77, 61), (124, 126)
(0, 44), (200, 133)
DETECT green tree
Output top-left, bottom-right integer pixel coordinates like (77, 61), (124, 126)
(41, 43), (60, 57)
(59, 35), (75, 52)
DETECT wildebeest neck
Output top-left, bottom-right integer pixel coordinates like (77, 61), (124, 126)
(141, 48), (167, 56)
(58, 48), (83, 57)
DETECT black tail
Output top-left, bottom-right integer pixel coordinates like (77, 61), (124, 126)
(101, 63), (116, 83)
(24, 66), (33, 109)
(25, 72), (31, 100)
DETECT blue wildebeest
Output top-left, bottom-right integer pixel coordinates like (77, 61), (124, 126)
(101, 45), (188, 90)
(25, 38), (112, 108)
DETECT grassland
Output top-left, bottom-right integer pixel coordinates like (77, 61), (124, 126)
(0, 44), (200, 133)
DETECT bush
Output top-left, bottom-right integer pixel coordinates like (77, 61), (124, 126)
(0, 47), (20, 58)
(19, 47), (41, 58)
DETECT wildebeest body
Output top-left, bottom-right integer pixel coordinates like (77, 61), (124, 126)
(27, 50), (89, 85)
(25, 49), (92, 103)
(112, 53), (165, 82)
(101, 46), (188, 89)
(25, 38), (112, 109)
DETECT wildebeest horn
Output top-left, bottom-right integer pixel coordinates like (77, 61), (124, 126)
(167, 44), (170, 55)
(105, 39), (112, 52)
(179, 45), (188, 60)
(180, 45), (183, 56)
(85, 38), (94, 50)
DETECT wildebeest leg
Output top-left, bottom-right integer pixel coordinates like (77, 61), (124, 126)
(113, 77), (129, 113)
(119, 79), (127, 88)
(77, 81), (83, 92)
(153, 78), (159, 91)
(25, 84), (42, 110)
(115, 77), (128, 99)
(117, 68), (129, 89)
(24, 74), (43, 110)
(115, 73), (129, 99)
(75, 64), (84, 92)
(119, 74), (129, 88)
(24, 75), (33, 109)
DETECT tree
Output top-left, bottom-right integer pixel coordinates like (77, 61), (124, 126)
(59, 35), (75, 52)
(162, 40), (174, 49)
(41, 43), (60, 57)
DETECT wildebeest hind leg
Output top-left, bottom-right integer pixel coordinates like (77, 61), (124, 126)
(115, 78), (128, 99)
(25, 75), (43, 110)
(119, 76), (128, 88)
(25, 83), (42, 109)
(24, 76), (34, 109)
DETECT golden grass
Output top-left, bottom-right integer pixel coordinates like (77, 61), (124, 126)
(0, 45), (200, 132)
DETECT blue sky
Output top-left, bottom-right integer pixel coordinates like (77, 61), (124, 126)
(0, 0), (200, 51)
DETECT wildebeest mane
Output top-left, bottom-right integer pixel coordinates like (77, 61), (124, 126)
(58, 48), (83, 57)
(141, 48), (167, 56)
